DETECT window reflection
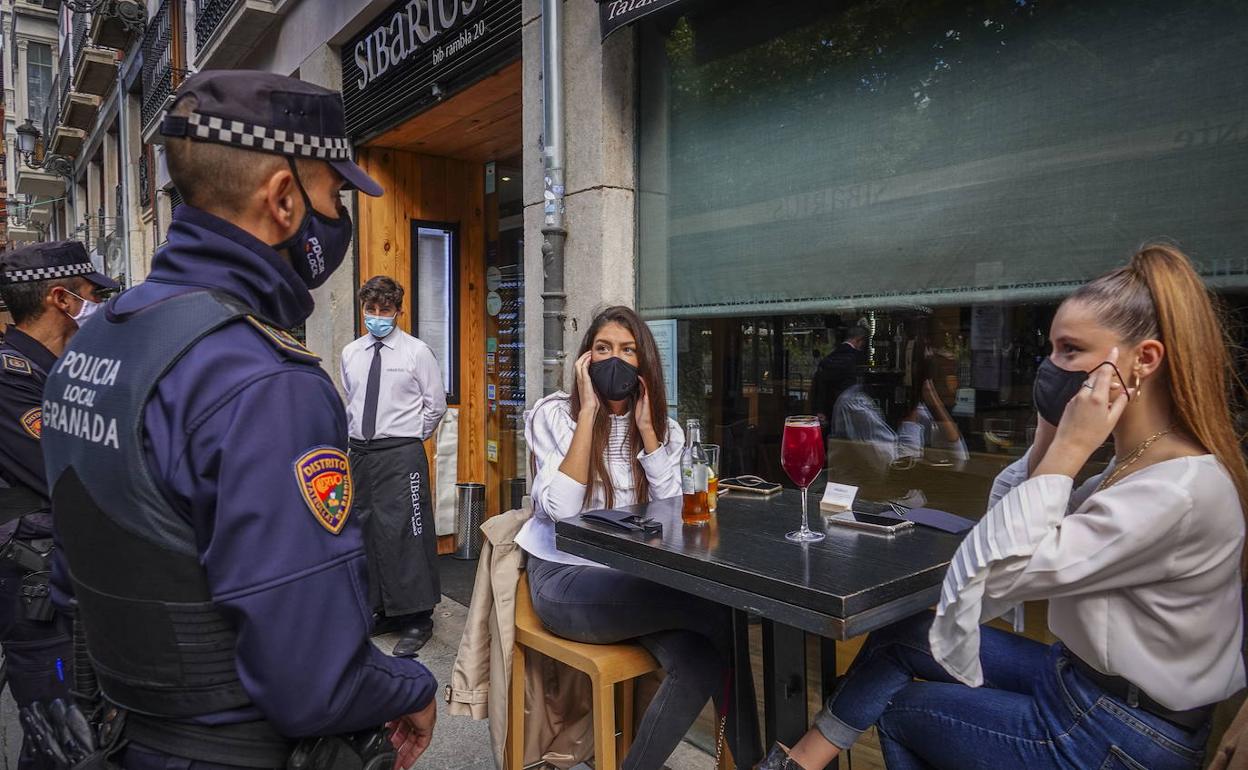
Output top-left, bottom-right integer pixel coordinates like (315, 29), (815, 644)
(642, 0), (1248, 519)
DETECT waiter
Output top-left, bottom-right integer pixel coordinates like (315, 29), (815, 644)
(41, 71), (435, 769)
(341, 275), (447, 657)
(0, 241), (116, 770)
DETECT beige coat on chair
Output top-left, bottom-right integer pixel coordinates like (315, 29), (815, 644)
(446, 507), (593, 769)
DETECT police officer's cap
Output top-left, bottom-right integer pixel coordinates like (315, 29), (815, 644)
(0, 240), (119, 290)
(157, 70), (383, 198)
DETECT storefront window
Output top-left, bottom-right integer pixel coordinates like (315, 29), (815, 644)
(639, 0), (1248, 516)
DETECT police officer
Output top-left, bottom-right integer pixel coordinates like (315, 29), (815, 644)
(0, 241), (117, 769)
(41, 71), (436, 769)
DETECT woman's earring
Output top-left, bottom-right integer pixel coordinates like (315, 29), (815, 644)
(1131, 370), (1143, 400)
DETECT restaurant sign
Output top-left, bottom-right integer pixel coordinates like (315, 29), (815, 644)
(598, 0), (691, 39)
(341, 0), (522, 136)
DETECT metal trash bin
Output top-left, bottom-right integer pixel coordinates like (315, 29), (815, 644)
(453, 483), (486, 560)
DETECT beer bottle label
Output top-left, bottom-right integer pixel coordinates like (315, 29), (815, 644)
(682, 464), (708, 493)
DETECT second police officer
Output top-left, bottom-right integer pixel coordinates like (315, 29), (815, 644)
(0, 242), (116, 769)
(41, 72), (437, 769)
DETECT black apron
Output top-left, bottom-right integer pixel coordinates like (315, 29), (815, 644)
(349, 437), (441, 616)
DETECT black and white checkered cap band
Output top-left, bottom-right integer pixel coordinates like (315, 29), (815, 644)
(186, 112), (353, 161)
(0, 262), (94, 285)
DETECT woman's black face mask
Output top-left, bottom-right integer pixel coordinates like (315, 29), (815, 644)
(1032, 358), (1130, 425)
(589, 356), (640, 402)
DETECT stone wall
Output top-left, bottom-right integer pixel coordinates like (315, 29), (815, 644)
(521, 0), (638, 403)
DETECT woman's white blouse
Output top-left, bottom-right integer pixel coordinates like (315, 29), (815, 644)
(931, 453), (1246, 710)
(515, 391), (685, 567)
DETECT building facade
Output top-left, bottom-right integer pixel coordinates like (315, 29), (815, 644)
(10, 0), (1247, 532)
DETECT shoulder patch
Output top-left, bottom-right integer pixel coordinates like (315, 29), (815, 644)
(20, 408), (41, 440)
(294, 447), (352, 534)
(1, 354), (32, 376)
(244, 316), (321, 363)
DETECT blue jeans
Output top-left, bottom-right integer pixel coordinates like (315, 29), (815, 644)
(815, 612), (1208, 770)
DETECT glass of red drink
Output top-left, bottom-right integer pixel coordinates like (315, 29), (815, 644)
(781, 415), (826, 543)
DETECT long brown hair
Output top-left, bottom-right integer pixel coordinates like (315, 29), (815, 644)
(1070, 244), (1248, 570)
(567, 306), (670, 509)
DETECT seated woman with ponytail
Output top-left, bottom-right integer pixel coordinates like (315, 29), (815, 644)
(758, 245), (1247, 770)
(517, 306), (762, 770)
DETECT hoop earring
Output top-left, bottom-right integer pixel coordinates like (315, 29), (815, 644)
(1131, 370), (1143, 401)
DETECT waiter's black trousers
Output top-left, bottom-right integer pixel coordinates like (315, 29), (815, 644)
(349, 437), (441, 618)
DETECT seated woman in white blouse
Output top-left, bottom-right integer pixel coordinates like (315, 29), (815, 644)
(517, 306), (762, 770)
(758, 244), (1247, 770)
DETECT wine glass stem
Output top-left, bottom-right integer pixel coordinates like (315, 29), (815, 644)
(800, 485), (810, 533)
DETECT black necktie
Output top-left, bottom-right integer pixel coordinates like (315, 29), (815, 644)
(362, 340), (383, 440)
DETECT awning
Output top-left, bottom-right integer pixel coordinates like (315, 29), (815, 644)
(598, 0), (689, 39)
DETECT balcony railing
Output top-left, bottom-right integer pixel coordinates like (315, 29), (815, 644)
(72, 11), (88, 71)
(43, 71), (61, 142)
(194, 0), (236, 51)
(140, 0), (181, 130)
(138, 148), (151, 210)
(58, 33), (72, 108)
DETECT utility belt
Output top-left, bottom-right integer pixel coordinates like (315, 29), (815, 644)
(124, 712), (396, 770)
(1065, 651), (1213, 732)
(0, 536), (55, 622)
(21, 702), (396, 770)
(124, 711), (292, 768)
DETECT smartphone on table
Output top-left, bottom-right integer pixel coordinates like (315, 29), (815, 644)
(827, 501), (914, 535)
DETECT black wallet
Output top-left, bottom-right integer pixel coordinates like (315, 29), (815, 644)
(581, 510), (663, 536)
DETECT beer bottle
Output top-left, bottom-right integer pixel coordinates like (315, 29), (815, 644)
(681, 419), (711, 525)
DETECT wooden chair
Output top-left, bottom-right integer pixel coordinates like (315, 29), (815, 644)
(508, 572), (660, 770)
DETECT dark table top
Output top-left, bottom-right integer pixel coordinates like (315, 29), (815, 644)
(555, 486), (966, 639)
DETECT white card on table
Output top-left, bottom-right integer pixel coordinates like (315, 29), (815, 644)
(820, 482), (858, 512)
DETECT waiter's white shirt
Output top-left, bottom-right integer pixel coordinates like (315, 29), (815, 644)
(340, 327), (447, 441)
(931, 451), (1246, 711)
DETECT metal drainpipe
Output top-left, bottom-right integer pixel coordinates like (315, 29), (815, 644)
(117, 93), (133, 288)
(540, 0), (567, 396)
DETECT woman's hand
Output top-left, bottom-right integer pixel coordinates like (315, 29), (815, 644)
(635, 379), (661, 454)
(574, 351), (600, 419)
(1035, 348), (1129, 479)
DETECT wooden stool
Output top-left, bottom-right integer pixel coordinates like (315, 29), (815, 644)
(508, 573), (660, 770)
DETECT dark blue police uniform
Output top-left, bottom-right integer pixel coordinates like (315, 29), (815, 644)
(0, 242), (118, 770)
(40, 72), (432, 770)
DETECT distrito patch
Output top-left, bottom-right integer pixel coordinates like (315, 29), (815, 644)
(294, 447), (353, 534)
(20, 408), (41, 439)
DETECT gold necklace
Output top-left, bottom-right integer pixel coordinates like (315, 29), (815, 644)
(1097, 427), (1172, 491)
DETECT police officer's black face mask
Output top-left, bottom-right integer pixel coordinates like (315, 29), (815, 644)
(589, 356), (640, 402)
(1032, 358), (1130, 425)
(274, 159), (352, 290)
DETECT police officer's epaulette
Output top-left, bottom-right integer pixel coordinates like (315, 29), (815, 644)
(242, 316), (321, 364)
(1, 353), (32, 376)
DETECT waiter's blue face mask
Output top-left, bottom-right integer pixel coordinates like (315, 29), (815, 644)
(274, 158), (352, 290)
(365, 314), (396, 338)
